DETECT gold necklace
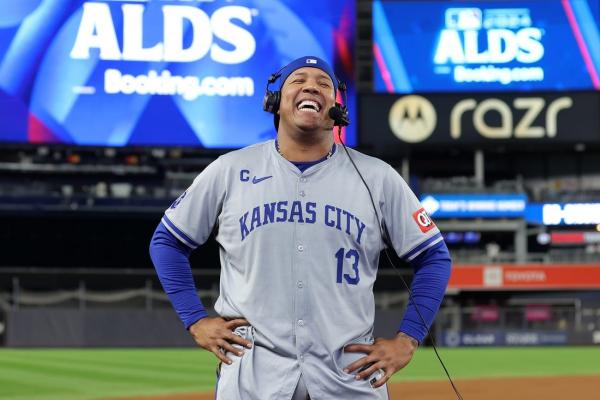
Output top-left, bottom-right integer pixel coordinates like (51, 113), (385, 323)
(275, 140), (333, 160)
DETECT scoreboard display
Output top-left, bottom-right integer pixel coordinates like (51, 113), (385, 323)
(0, 0), (356, 147)
(374, 0), (600, 93)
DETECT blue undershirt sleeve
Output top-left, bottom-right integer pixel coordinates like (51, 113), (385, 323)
(398, 240), (452, 343)
(149, 222), (208, 329)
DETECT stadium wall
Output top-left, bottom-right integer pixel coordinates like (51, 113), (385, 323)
(4, 309), (403, 347)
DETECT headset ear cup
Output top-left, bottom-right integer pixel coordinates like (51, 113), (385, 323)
(262, 91), (281, 114)
(273, 90), (281, 114)
(272, 91), (280, 114)
(341, 105), (349, 121)
(262, 91), (273, 113)
(333, 102), (341, 127)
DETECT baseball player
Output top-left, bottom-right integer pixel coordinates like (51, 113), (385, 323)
(150, 56), (452, 399)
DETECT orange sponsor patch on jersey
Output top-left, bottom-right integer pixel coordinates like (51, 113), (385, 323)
(412, 208), (436, 233)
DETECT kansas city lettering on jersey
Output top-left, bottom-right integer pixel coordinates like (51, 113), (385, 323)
(239, 201), (367, 244)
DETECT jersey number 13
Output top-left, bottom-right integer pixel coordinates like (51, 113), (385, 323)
(335, 247), (360, 285)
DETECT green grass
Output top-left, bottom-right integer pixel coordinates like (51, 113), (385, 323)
(0, 349), (218, 400)
(0, 347), (599, 399)
(394, 347), (600, 382)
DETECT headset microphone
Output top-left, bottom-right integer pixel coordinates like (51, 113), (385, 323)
(328, 105), (350, 127)
(329, 80), (350, 127)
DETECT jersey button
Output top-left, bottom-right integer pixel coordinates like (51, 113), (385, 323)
(299, 190), (305, 197)
(297, 281), (303, 288)
(297, 244), (304, 252)
(300, 177), (307, 183)
(297, 319), (304, 326)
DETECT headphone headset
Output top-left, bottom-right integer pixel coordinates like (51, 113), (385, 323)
(262, 71), (283, 115)
(262, 67), (350, 127)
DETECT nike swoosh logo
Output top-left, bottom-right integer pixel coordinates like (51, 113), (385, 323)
(252, 175), (272, 184)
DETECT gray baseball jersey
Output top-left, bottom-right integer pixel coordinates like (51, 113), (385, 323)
(162, 139), (442, 399)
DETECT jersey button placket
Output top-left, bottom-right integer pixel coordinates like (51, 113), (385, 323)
(298, 176), (307, 198)
(295, 175), (309, 362)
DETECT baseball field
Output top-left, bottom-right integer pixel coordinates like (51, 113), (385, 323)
(1, 347), (599, 399)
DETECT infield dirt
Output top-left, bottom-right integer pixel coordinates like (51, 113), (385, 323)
(113, 374), (600, 400)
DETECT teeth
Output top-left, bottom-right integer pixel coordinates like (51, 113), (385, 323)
(297, 100), (320, 112)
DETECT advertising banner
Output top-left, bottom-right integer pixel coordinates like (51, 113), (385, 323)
(448, 264), (600, 290)
(526, 202), (600, 225)
(441, 331), (502, 347)
(374, 0), (600, 93)
(359, 92), (600, 149)
(440, 330), (570, 347)
(0, 0), (356, 147)
(419, 195), (600, 226)
(421, 193), (527, 218)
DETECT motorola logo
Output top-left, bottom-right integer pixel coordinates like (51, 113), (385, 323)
(388, 95), (437, 143)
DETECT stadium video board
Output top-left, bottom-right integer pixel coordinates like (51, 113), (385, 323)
(359, 91), (600, 150)
(0, 0), (355, 147)
(373, 0), (600, 93)
(420, 193), (600, 226)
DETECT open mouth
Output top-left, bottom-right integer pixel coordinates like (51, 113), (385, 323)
(296, 99), (322, 113)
